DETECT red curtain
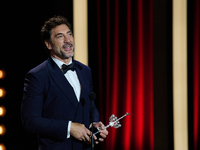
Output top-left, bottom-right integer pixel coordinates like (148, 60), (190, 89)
(96, 0), (154, 149)
(193, 0), (200, 149)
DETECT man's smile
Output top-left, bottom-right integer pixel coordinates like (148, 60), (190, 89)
(63, 43), (73, 51)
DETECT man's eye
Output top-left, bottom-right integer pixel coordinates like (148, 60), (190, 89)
(57, 35), (63, 38)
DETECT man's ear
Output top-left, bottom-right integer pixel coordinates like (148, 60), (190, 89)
(44, 40), (52, 50)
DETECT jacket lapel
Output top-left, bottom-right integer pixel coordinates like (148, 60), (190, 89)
(74, 61), (88, 101)
(73, 60), (90, 123)
(47, 58), (79, 110)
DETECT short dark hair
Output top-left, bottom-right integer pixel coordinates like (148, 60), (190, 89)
(41, 16), (72, 42)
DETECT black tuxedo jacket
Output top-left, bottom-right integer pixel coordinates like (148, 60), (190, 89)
(21, 57), (99, 150)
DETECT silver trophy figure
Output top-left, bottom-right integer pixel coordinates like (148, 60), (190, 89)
(93, 112), (129, 136)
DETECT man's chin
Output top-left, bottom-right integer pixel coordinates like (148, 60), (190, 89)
(61, 51), (74, 59)
(63, 54), (74, 59)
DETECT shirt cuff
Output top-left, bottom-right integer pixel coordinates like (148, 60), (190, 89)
(67, 121), (71, 139)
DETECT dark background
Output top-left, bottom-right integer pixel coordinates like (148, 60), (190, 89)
(0, 0), (105, 149)
(0, 0), (199, 150)
(0, 0), (73, 149)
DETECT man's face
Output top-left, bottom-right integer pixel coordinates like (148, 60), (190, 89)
(45, 24), (74, 61)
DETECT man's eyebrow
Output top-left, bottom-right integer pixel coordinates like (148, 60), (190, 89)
(55, 33), (63, 37)
(67, 31), (72, 34)
(55, 31), (72, 37)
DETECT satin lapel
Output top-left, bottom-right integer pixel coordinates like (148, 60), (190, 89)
(75, 62), (87, 100)
(73, 61), (89, 123)
(47, 58), (79, 110)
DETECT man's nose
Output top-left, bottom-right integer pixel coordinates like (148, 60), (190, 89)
(64, 36), (71, 43)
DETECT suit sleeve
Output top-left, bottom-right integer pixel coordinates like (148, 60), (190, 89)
(21, 71), (68, 141)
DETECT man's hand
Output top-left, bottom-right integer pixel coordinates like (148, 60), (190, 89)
(70, 122), (97, 144)
(92, 122), (109, 144)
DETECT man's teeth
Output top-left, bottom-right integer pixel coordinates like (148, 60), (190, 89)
(64, 46), (71, 48)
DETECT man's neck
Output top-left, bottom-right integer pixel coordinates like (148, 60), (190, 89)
(50, 54), (72, 65)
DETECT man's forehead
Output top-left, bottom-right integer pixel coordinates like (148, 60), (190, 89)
(51, 24), (71, 34)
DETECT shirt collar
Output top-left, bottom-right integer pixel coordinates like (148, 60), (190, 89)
(51, 55), (72, 69)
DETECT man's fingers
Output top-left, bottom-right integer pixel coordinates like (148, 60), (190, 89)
(98, 138), (104, 142)
(71, 122), (94, 144)
(100, 131), (107, 138)
(99, 122), (105, 129)
(95, 141), (99, 144)
(93, 134), (98, 140)
(84, 133), (91, 143)
(81, 137), (86, 142)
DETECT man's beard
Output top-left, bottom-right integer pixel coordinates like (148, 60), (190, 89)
(52, 44), (75, 60)
(60, 48), (74, 59)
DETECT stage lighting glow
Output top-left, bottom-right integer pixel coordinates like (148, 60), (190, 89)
(0, 144), (6, 150)
(0, 70), (5, 79)
(0, 107), (6, 117)
(0, 88), (6, 98)
(0, 125), (6, 135)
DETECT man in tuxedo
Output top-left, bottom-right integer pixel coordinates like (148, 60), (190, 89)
(21, 16), (108, 150)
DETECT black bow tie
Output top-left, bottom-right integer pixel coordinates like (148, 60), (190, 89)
(62, 62), (76, 74)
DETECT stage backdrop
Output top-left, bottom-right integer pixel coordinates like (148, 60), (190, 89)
(188, 0), (200, 150)
(192, 0), (200, 148)
(89, 0), (154, 149)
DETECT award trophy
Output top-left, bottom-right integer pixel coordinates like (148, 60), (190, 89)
(93, 112), (129, 136)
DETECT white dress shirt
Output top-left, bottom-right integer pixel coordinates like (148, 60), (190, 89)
(51, 55), (81, 138)
(51, 56), (81, 101)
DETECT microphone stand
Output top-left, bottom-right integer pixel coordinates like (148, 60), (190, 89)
(89, 92), (96, 150)
(91, 100), (95, 150)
